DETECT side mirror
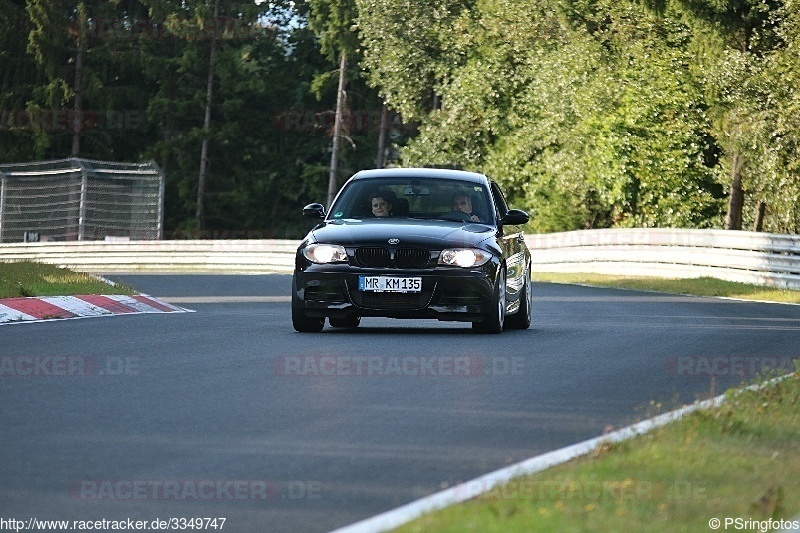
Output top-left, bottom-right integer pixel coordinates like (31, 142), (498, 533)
(500, 209), (529, 226)
(303, 203), (326, 219)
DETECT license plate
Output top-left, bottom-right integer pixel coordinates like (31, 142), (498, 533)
(358, 276), (422, 293)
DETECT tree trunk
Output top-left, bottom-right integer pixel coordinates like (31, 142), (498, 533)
(753, 200), (766, 232)
(196, 0), (220, 231)
(71, 28), (85, 156)
(327, 52), (348, 208)
(724, 151), (744, 230)
(376, 103), (388, 169)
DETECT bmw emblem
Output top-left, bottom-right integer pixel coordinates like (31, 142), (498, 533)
(388, 238), (400, 244)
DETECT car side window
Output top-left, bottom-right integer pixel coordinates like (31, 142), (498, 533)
(490, 182), (509, 219)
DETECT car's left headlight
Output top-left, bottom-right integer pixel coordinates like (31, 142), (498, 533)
(438, 248), (492, 268)
(302, 243), (348, 264)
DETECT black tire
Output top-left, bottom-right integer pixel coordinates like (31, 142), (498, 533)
(329, 315), (361, 328)
(505, 267), (531, 330)
(473, 267), (506, 334)
(292, 274), (324, 332)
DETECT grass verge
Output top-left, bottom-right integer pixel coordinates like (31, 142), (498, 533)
(395, 371), (800, 532)
(395, 274), (800, 532)
(0, 261), (134, 298)
(533, 272), (800, 304)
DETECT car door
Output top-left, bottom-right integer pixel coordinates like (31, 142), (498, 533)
(490, 181), (528, 302)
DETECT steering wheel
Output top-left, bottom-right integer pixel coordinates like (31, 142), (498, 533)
(440, 211), (473, 222)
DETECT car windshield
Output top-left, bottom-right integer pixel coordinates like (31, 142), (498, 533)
(329, 177), (495, 224)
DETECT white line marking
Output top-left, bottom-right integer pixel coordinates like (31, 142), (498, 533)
(158, 296), (290, 304)
(329, 373), (795, 533)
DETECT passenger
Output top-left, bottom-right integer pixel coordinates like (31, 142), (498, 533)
(370, 191), (393, 217)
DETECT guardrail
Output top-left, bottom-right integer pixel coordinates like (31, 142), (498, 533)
(0, 229), (799, 289)
(526, 228), (800, 290)
(0, 240), (299, 273)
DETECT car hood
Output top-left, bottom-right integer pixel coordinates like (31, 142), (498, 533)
(310, 218), (495, 249)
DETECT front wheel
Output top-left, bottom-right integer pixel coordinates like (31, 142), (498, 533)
(505, 267), (531, 330)
(292, 274), (324, 332)
(473, 268), (505, 334)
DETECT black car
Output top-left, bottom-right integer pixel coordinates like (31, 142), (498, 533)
(292, 168), (532, 333)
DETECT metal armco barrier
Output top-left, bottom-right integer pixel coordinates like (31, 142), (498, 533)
(0, 229), (799, 288)
(0, 240), (299, 273)
(526, 228), (800, 290)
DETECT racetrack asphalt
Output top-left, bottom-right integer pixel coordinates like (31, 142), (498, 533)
(1, 274), (798, 532)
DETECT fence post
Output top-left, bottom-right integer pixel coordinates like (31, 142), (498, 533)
(153, 160), (165, 240)
(78, 159), (88, 241)
(0, 173), (5, 243)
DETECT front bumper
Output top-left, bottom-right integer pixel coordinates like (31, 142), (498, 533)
(294, 262), (499, 322)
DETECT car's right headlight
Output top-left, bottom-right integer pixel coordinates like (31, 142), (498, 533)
(438, 248), (492, 268)
(302, 243), (348, 264)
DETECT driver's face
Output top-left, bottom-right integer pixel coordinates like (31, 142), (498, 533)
(452, 195), (472, 214)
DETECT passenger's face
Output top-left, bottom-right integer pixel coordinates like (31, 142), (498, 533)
(372, 197), (391, 217)
(452, 195), (471, 214)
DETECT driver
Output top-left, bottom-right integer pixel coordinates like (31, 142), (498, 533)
(451, 193), (480, 222)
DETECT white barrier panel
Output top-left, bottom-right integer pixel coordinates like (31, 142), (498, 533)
(526, 228), (800, 290)
(0, 229), (799, 288)
(0, 240), (299, 273)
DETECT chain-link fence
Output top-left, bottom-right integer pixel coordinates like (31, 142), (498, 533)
(0, 158), (164, 243)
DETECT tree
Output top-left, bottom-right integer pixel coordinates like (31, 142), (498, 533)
(356, 0), (476, 121)
(25, 0), (155, 159)
(640, 0), (783, 229)
(569, 3), (724, 228)
(0, 0), (39, 161)
(141, 0), (275, 232)
(195, 0), (220, 230)
(6, 0), (797, 237)
(26, 0), (87, 156)
(360, 0), (726, 230)
(306, 0), (359, 207)
(741, 0), (800, 232)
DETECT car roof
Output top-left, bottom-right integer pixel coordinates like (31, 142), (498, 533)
(349, 167), (490, 184)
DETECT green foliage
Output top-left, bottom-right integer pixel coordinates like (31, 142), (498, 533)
(4, 0), (800, 236)
(307, 0), (359, 59)
(741, 0), (800, 233)
(575, 7), (724, 228)
(355, 0), (476, 120)
(382, 0), (726, 230)
(2, 0), (393, 238)
(0, 0), (39, 161)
